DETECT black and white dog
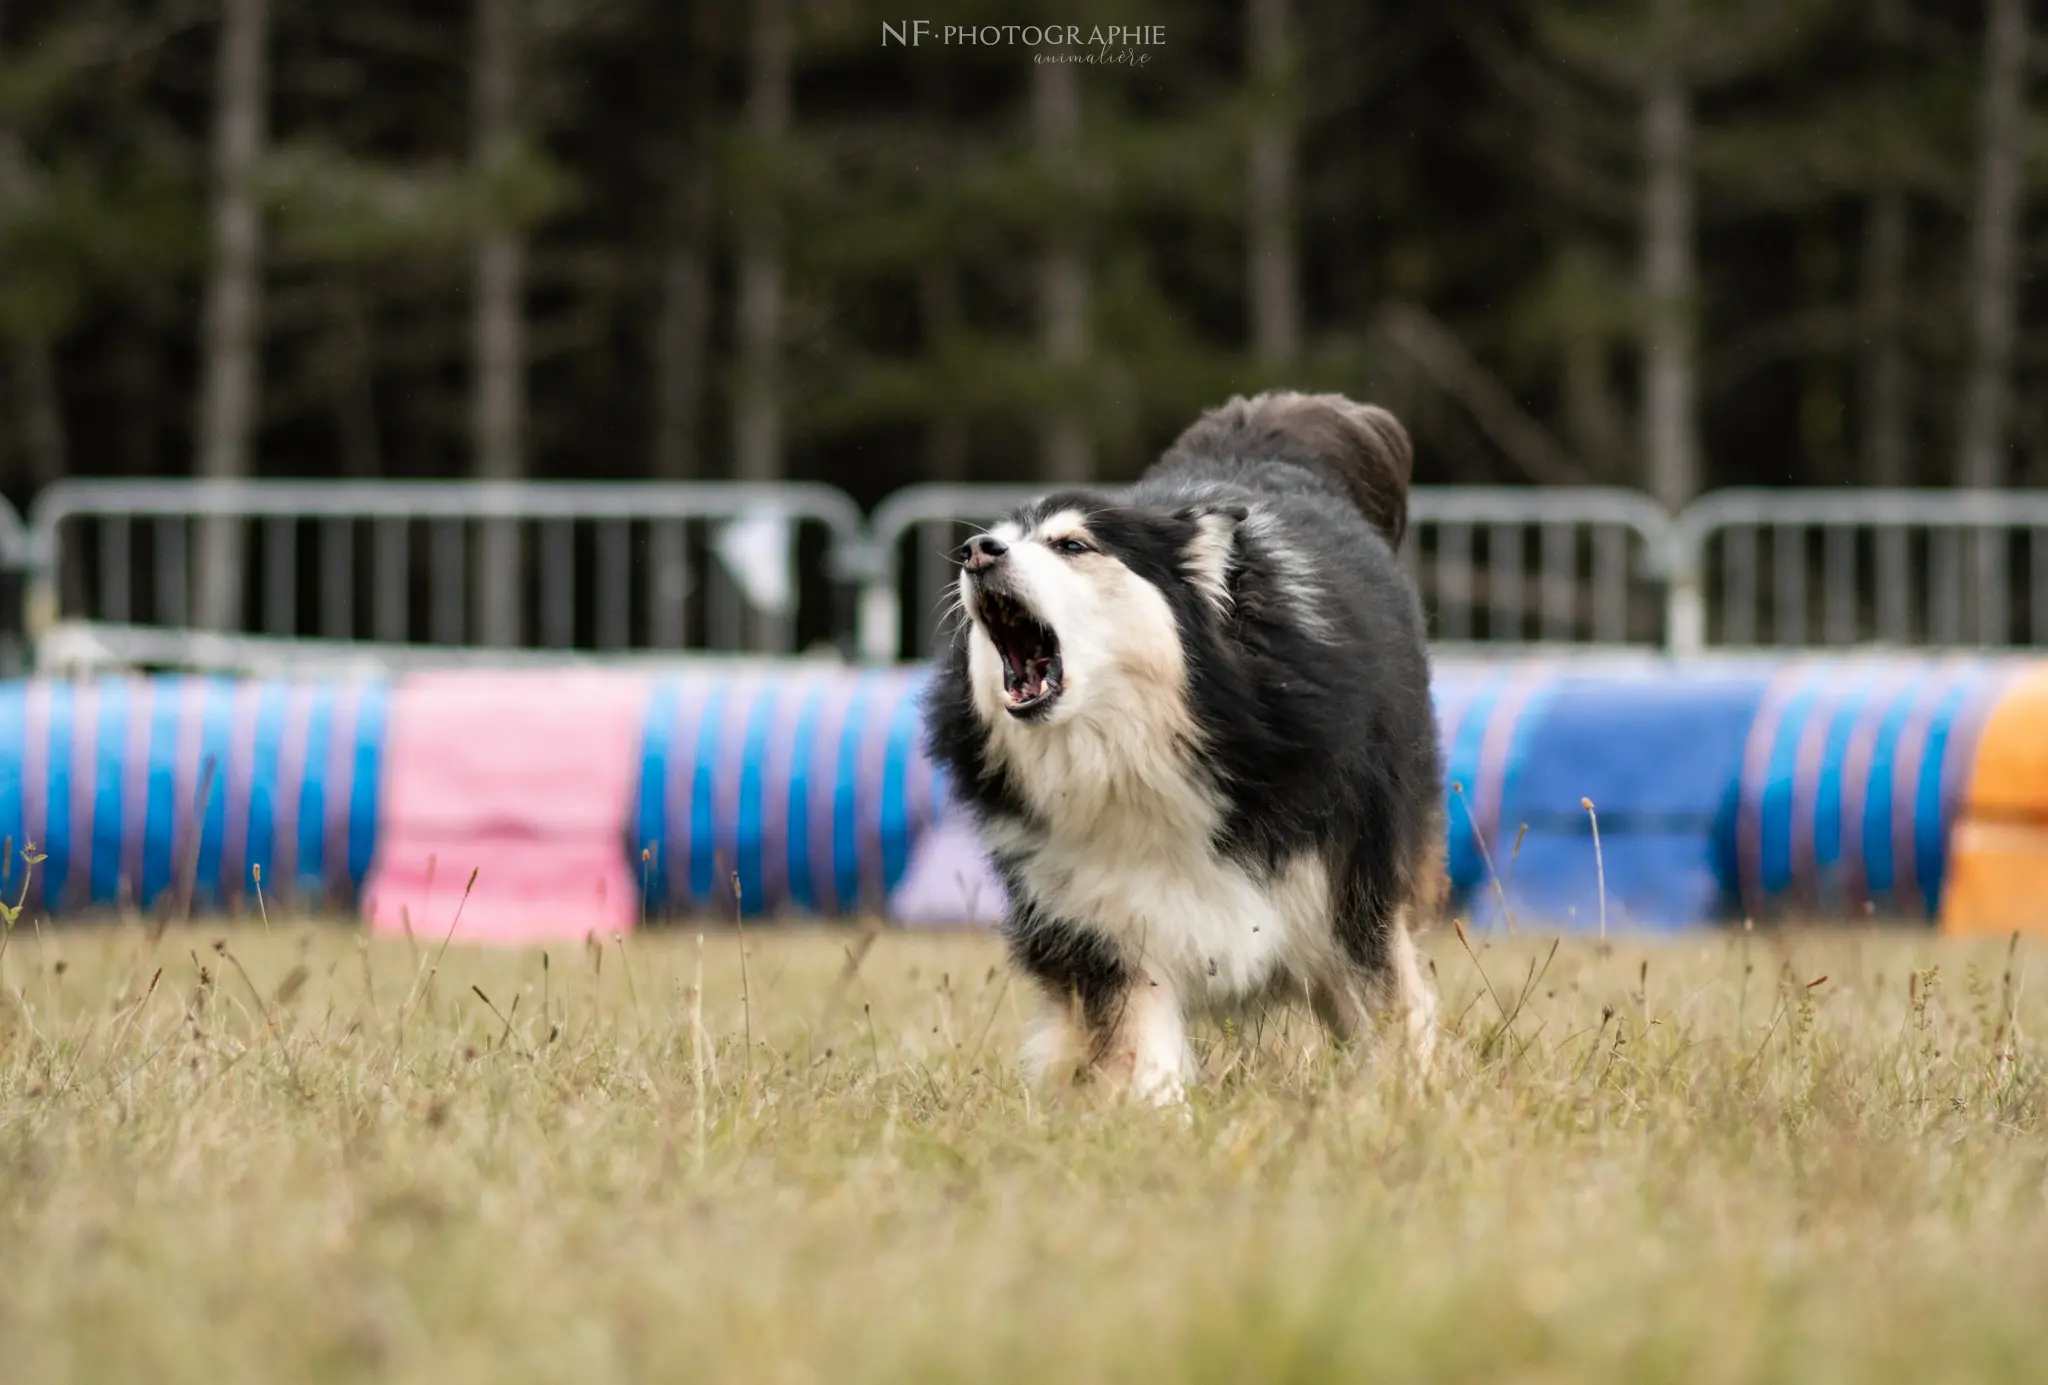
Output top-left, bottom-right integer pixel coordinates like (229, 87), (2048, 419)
(925, 391), (1446, 1103)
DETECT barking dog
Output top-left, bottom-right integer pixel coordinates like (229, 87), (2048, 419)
(925, 391), (1445, 1103)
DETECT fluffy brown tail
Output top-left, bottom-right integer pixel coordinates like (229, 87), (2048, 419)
(1162, 391), (1415, 548)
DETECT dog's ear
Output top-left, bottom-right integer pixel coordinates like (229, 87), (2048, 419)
(1175, 503), (1248, 612)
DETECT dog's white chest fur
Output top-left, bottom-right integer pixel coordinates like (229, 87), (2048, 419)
(979, 710), (1332, 1005)
(1005, 823), (1330, 1005)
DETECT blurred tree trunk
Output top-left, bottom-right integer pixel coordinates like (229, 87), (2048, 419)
(332, 277), (381, 479)
(733, 0), (786, 485)
(0, 140), (67, 489)
(15, 346), (63, 488)
(1638, 0), (1697, 512)
(921, 266), (966, 486)
(1034, 59), (1090, 484)
(1858, 193), (1909, 485)
(718, 0), (790, 653)
(1246, 0), (1300, 368)
(1957, 0), (2026, 642)
(1857, 0), (1911, 487)
(652, 0), (713, 481)
(473, 0), (524, 646)
(917, 264), (968, 654)
(0, 102), (69, 663)
(1560, 276), (1627, 479)
(194, 0), (270, 632)
(1956, 0), (2026, 491)
(1861, 132), (1914, 633)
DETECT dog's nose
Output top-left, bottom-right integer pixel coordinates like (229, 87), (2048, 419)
(959, 534), (1008, 572)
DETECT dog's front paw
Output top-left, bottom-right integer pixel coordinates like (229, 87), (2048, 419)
(1127, 1055), (1188, 1108)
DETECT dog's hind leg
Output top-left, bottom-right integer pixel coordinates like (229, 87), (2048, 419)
(1312, 908), (1436, 1072)
(1383, 909), (1437, 1070)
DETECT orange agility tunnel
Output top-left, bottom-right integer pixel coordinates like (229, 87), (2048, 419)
(1940, 664), (2048, 936)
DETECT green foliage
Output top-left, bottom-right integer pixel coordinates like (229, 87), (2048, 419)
(257, 139), (576, 265)
(0, 24), (205, 346)
(0, 0), (2040, 488)
(1700, 70), (1980, 208)
(1535, 0), (1832, 91)
(1506, 240), (1639, 364)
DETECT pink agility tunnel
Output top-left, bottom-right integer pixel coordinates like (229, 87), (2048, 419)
(362, 670), (652, 944)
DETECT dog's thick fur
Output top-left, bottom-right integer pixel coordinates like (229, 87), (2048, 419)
(924, 391), (1445, 1102)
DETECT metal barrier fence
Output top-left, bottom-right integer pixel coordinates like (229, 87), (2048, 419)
(863, 483), (1673, 660)
(1398, 487), (1670, 651)
(25, 479), (868, 670)
(1667, 489), (2048, 656)
(6, 480), (2048, 668)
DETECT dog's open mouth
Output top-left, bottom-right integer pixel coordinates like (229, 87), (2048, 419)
(976, 590), (1063, 717)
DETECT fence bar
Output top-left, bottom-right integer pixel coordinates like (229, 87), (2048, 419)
(1877, 528), (1910, 644)
(99, 517), (129, 625)
(596, 519), (629, 650)
(1436, 525), (1472, 641)
(321, 517), (352, 640)
(1772, 526), (1804, 645)
(1593, 527), (1625, 642)
(542, 518), (575, 649)
(155, 518), (187, 628)
(706, 562), (742, 653)
(1973, 531), (2007, 647)
(374, 519), (407, 643)
(650, 520), (688, 649)
(1539, 523), (1573, 640)
(1488, 523), (1523, 642)
(431, 519), (463, 645)
(1823, 524), (1855, 645)
(264, 517), (296, 638)
(1930, 529), (1961, 646)
(1723, 528), (1756, 645)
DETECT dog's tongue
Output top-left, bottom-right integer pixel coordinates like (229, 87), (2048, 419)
(1005, 654), (1059, 703)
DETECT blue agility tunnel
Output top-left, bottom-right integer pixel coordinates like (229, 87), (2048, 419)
(0, 677), (387, 915)
(1730, 658), (2014, 921)
(1482, 667), (1771, 931)
(635, 667), (940, 919)
(1433, 661), (1566, 912)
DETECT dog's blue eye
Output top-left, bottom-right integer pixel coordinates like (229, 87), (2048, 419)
(1054, 538), (1090, 555)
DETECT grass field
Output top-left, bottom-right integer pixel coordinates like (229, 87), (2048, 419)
(2, 912), (2046, 1384)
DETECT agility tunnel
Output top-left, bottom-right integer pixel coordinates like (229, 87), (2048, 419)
(361, 670), (651, 944)
(0, 656), (2039, 936)
(635, 666), (945, 924)
(1441, 656), (2020, 931)
(1940, 663), (2048, 936)
(0, 676), (386, 916)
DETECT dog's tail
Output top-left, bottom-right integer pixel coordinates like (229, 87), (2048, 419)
(1161, 390), (1415, 548)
